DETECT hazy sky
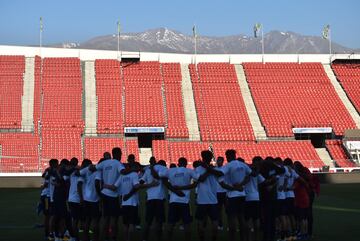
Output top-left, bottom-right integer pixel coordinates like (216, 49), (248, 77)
(0, 0), (359, 48)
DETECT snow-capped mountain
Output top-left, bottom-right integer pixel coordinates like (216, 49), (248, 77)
(54, 27), (357, 54)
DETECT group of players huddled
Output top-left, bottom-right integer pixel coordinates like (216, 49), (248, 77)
(40, 147), (319, 241)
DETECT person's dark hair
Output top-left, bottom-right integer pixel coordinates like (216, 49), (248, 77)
(149, 156), (156, 166)
(178, 157), (187, 167)
(158, 160), (166, 167)
(193, 160), (201, 168)
(81, 159), (92, 168)
(225, 149), (236, 162)
(49, 159), (59, 168)
(169, 163), (177, 168)
(98, 157), (105, 164)
(112, 147), (122, 161)
(103, 152), (111, 160)
(237, 157), (245, 163)
(274, 157), (283, 165)
(201, 150), (213, 164)
(70, 157), (78, 167)
(60, 159), (70, 167)
(264, 156), (274, 162)
(127, 154), (135, 163)
(283, 158), (293, 166)
(252, 156), (263, 165)
(216, 156), (224, 167)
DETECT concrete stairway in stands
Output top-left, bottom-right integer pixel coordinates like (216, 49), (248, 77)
(21, 57), (35, 132)
(180, 64), (200, 141)
(84, 61), (97, 136)
(316, 148), (335, 168)
(323, 64), (360, 128)
(139, 147), (152, 165)
(234, 64), (267, 140)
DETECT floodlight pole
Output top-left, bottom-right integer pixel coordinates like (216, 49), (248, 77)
(261, 25), (265, 64)
(117, 20), (121, 60)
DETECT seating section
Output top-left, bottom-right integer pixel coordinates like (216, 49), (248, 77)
(243, 62), (356, 137)
(0, 133), (39, 172)
(162, 63), (188, 138)
(84, 138), (139, 163)
(0, 55), (25, 129)
(189, 63), (254, 141)
(325, 140), (356, 167)
(153, 140), (323, 168)
(122, 61), (165, 127)
(332, 62), (360, 113)
(95, 59), (123, 133)
(41, 58), (84, 160)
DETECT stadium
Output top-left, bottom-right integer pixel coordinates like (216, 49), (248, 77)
(1, 1), (360, 241)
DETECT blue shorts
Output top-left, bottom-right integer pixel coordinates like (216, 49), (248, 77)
(226, 196), (245, 218)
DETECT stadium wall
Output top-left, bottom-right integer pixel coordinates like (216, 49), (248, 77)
(1, 45), (359, 63)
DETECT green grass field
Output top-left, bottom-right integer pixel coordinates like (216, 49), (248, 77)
(1, 183), (360, 241)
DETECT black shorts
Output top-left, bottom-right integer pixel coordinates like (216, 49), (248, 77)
(276, 199), (287, 217)
(84, 201), (100, 219)
(244, 201), (261, 220)
(52, 199), (68, 217)
(217, 192), (227, 207)
(145, 199), (165, 225)
(226, 196), (245, 218)
(102, 195), (120, 217)
(285, 198), (295, 215)
(295, 207), (309, 220)
(122, 206), (139, 225)
(68, 202), (83, 220)
(41, 195), (50, 215)
(168, 202), (192, 225)
(195, 204), (219, 221)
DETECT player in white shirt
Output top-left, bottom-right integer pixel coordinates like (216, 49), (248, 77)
(89, 147), (124, 241)
(284, 158), (301, 240)
(244, 156), (265, 241)
(215, 156), (227, 231)
(78, 158), (102, 241)
(158, 157), (200, 241)
(63, 158), (82, 241)
(141, 159), (168, 241)
(103, 161), (158, 241)
(274, 157), (291, 241)
(194, 150), (224, 241)
(218, 149), (252, 241)
(40, 170), (51, 240)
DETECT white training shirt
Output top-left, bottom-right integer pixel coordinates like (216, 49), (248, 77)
(96, 159), (125, 197)
(41, 179), (50, 197)
(80, 167), (102, 202)
(159, 166), (199, 204)
(67, 171), (84, 203)
(215, 166), (227, 193)
(245, 174), (265, 201)
(276, 166), (291, 200)
(195, 166), (218, 205)
(141, 165), (167, 201)
(115, 172), (140, 206)
(220, 160), (252, 198)
(285, 166), (299, 198)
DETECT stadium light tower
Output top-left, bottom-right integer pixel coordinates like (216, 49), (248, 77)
(39, 17), (43, 57)
(117, 20), (121, 60)
(322, 25), (332, 62)
(254, 23), (265, 63)
(193, 24), (197, 67)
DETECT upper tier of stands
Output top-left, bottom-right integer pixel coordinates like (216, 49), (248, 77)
(189, 63), (254, 141)
(152, 140), (323, 168)
(0, 55), (25, 129)
(122, 61), (165, 127)
(243, 62), (356, 137)
(162, 63), (189, 138)
(332, 61), (360, 114)
(95, 59), (123, 133)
